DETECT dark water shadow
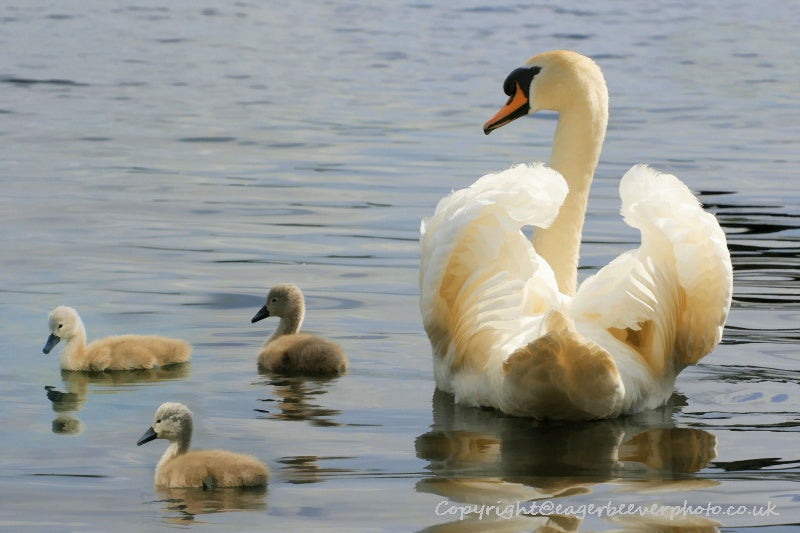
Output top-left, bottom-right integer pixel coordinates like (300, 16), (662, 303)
(154, 485), (267, 525)
(416, 390), (719, 531)
(44, 364), (190, 434)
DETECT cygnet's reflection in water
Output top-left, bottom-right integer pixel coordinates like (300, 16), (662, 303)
(44, 364), (190, 434)
(255, 376), (362, 485)
(255, 375), (343, 427)
(155, 486), (267, 525)
(416, 390), (719, 531)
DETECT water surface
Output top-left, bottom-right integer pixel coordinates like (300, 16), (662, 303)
(1, 1), (799, 531)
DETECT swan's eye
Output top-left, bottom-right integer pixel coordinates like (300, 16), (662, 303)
(502, 72), (518, 96)
(502, 66), (542, 98)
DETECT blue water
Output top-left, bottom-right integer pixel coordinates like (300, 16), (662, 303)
(1, 1), (799, 531)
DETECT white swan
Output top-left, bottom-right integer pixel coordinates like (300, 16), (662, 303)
(419, 50), (732, 420)
(137, 402), (269, 488)
(251, 284), (348, 375)
(43, 306), (191, 371)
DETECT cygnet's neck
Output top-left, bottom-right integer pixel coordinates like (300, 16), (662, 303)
(270, 306), (304, 342)
(60, 322), (89, 370)
(535, 92), (607, 296)
(157, 431), (191, 472)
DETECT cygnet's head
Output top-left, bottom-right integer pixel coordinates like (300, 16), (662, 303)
(43, 306), (84, 354)
(251, 283), (305, 323)
(137, 402), (193, 446)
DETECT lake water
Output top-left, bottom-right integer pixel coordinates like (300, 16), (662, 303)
(1, 1), (799, 531)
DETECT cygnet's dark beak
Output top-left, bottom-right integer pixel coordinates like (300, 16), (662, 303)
(43, 334), (60, 354)
(137, 426), (157, 446)
(251, 305), (270, 323)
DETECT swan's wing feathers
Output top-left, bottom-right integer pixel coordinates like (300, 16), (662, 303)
(571, 252), (659, 329)
(621, 165), (732, 365)
(572, 165), (732, 375)
(420, 163), (566, 373)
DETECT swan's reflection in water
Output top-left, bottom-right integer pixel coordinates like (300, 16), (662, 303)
(276, 455), (355, 484)
(416, 390), (719, 531)
(255, 375), (343, 427)
(155, 486), (267, 525)
(44, 364), (190, 434)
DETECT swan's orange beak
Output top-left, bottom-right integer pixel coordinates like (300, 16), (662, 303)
(484, 82), (530, 135)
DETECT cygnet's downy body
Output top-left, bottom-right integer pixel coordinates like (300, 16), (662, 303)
(251, 284), (347, 375)
(43, 306), (191, 371)
(137, 402), (269, 489)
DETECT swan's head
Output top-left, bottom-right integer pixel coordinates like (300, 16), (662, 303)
(43, 306), (84, 354)
(484, 50), (607, 134)
(251, 283), (305, 324)
(137, 401), (193, 446)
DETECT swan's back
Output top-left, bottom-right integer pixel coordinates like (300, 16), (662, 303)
(157, 449), (269, 489)
(259, 333), (347, 375)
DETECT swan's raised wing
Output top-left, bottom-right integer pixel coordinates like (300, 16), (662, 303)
(570, 165), (732, 381)
(419, 164), (566, 385)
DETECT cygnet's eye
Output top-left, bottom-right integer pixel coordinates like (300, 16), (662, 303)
(58, 324), (63, 329)
(270, 298), (278, 303)
(156, 419), (161, 424)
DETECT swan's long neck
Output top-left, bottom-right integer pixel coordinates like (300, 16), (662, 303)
(536, 93), (607, 295)
(270, 305), (304, 342)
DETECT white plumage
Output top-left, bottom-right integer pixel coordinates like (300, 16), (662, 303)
(419, 50), (732, 420)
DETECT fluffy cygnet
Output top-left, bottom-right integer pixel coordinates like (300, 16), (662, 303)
(43, 306), (191, 371)
(137, 402), (269, 489)
(251, 284), (348, 375)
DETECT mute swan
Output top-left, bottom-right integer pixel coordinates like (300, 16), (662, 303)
(137, 402), (269, 488)
(251, 284), (348, 375)
(419, 50), (732, 420)
(43, 306), (191, 371)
